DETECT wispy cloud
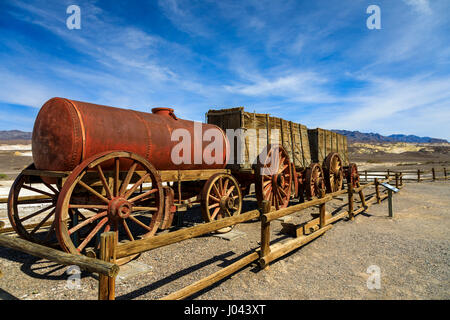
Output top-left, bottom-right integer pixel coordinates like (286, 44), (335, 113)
(403, 0), (432, 15)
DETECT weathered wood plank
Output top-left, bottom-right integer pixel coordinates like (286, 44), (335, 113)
(0, 234), (119, 277)
(116, 209), (260, 258)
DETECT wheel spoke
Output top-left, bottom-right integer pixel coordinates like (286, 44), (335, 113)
(218, 177), (224, 196)
(223, 179), (229, 193)
(78, 180), (110, 204)
(19, 204), (55, 223)
(264, 185), (272, 200)
(69, 204), (109, 210)
(279, 187), (287, 197)
(211, 207), (220, 220)
(128, 215), (152, 231)
(42, 182), (59, 195)
(44, 218), (57, 242)
(208, 203), (220, 210)
(119, 162), (138, 196)
(77, 217), (108, 252)
(30, 208), (55, 235)
(114, 158), (120, 197)
(128, 188), (158, 203)
(21, 185), (54, 198)
(122, 220), (134, 241)
(212, 183), (221, 197)
(124, 173), (150, 199)
(132, 206), (158, 212)
(208, 194), (220, 203)
(68, 211), (107, 235)
(225, 185), (235, 197)
(96, 165), (113, 200)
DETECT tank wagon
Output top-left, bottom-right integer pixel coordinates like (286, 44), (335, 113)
(7, 99), (359, 261)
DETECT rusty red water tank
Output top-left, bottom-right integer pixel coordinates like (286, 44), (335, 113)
(32, 98), (229, 171)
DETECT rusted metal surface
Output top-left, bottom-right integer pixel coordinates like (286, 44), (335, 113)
(32, 98), (228, 172)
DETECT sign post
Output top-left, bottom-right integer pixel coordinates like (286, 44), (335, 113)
(380, 183), (399, 218)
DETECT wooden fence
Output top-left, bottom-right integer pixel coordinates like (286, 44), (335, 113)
(0, 176), (398, 300)
(361, 167), (447, 183)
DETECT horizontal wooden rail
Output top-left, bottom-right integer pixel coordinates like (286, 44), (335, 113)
(116, 209), (260, 258)
(0, 234), (119, 277)
(262, 195), (333, 224)
(160, 251), (260, 300)
(260, 225), (332, 268)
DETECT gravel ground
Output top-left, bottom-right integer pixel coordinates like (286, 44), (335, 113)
(0, 181), (449, 300)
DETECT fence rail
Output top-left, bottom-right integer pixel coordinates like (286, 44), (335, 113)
(360, 167), (447, 183)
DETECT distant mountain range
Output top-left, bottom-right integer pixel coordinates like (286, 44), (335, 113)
(0, 129), (448, 144)
(0, 130), (32, 140)
(332, 130), (448, 144)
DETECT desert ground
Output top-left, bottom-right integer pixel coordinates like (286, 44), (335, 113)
(0, 141), (448, 300)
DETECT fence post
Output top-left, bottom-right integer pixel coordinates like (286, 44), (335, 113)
(417, 169), (421, 182)
(260, 200), (271, 270)
(365, 170), (368, 183)
(395, 173), (399, 188)
(432, 168), (435, 181)
(388, 190), (393, 218)
(348, 182), (354, 220)
(98, 231), (117, 300)
(375, 178), (381, 204)
(400, 172), (403, 186)
(319, 190), (326, 228)
(444, 168), (447, 180)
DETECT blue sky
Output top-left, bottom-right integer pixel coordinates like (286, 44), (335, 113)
(0, 0), (449, 139)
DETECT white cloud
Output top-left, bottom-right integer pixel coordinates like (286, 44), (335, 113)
(318, 75), (450, 139)
(403, 0), (432, 15)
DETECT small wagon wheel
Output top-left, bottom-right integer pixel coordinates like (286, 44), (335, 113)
(323, 152), (344, 193)
(346, 163), (360, 188)
(7, 164), (61, 244)
(255, 144), (292, 210)
(304, 163), (326, 200)
(201, 173), (242, 233)
(55, 151), (164, 256)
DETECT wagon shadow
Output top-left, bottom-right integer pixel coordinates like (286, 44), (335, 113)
(0, 246), (96, 281)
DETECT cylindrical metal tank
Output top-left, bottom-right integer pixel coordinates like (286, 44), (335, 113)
(32, 98), (229, 171)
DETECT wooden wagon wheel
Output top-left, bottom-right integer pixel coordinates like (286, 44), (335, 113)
(55, 151), (164, 257)
(304, 163), (326, 200)
(345, 163), (360, 188)
(255, 144), (292, 210)
(201, 173), (242, 233)
(323, 152), (344, 193)
(7, 164), (61, 244)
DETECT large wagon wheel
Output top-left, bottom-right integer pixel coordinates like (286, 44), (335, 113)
(7, 164), (61, 244)
(255, 144), (292, 210)
(323, 152), (344, 193)
(304, 163), (326, 200)
(201, 173), (242, 233)
(345, 163), (360, 188)
(55, 151), (164, 257)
